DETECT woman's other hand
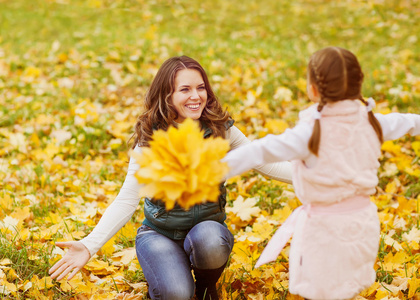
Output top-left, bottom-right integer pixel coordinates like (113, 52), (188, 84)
(49, 241), (91, 281)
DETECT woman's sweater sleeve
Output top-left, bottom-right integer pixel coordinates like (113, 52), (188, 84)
(226, 125), (306, 184)
(80, 146), (143, 257)
(375, 112), (420, 141)
(224, 123), (312, 179)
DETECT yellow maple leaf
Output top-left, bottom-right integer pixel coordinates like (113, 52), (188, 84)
(0, 258), (12, 266)
(412, 141), (420, 157)
(384, 180), (398, 194)
(398, 196), (417, 213)
(93, 292), (119, 299)
(132, 118), (229, 210)
(383, 251), (410, 272)
(406, 167), (420, 177)
(264, 118), (289, 135)
(375, 288), (389, 299)
(402, 226), (420, 244)
(18, 228), (29, 241)
(100, 236), (116, 257)
(408, 277), (420, 298)
(230, 240), (259, 271)
(1, 280), (17, 294)
(118, 221), (137, 240)
(116, 290), (146, 299)
(73, 99), (100, 126)
(395, 263), (418, 278)
(287, 293), (304, 300)
(10, 206), (31, 224)
(30, 275), (54, 290)
(381, 141), (401, 155)
(60, 280), (73, 292)
(23, 66), (41, 77)
(0, 269), (6, 281)
(0, 215), (20, 233)
(251, 220), (274, 241)
(112, 247), (137, 266)
(390, 155), (413, 172)
(109, 120), (132, 140)
(65, 272), (97, 293)
(226, 195), (261, 222)
(273, 87), (293, 102)
(384, 234), (403, 251)
(86, 259), (116, 275)
(272, 205), (293, 223)
(409, 240), (420, 251)
(0, 194), (13, 214)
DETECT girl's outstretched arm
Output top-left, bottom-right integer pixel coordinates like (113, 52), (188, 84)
(227, 125), (293, 183)
(375, 112), (420, 140)
(223, 122), (312, 179)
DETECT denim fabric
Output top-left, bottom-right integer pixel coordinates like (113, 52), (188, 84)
(135, 221), (234, 300)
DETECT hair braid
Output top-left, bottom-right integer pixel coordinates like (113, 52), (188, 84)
(360, 97), (383, 143)
(308, 60), (328, 155)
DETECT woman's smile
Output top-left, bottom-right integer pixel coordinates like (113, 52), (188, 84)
(185, 103), (201, 110)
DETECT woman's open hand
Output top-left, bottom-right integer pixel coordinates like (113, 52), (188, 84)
(49, 241), (91, 281)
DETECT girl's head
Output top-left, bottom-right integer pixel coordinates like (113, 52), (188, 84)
(133, 56), (230, 147)
(307, 47), (383, 155)
(307, 47), (363, 104)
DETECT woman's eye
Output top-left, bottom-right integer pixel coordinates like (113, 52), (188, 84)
(198, 86), (205, 90)
(181, 88), (189, 92)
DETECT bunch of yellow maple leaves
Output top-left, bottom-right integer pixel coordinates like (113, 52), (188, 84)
(131, 118), (230, 210)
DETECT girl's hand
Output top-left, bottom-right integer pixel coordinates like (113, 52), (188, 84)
(49, 241), (91, 281)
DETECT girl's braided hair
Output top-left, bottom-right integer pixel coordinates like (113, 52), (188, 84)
(307, 47), (383, 155)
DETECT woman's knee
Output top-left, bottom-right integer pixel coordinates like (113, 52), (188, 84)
(185, 221), (234, 269)
(189, 221), (234, 246)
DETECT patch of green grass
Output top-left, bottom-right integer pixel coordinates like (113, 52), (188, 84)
(123, 267), (145, 283)
(0, 232), (74, 299)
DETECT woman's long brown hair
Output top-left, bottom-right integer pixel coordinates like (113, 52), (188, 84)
(131, 56), (231, 148)
(307, 47), (383, 155)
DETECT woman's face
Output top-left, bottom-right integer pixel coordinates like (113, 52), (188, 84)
(171, 68), (208, 123)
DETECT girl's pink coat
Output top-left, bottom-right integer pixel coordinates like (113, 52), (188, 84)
(289, 100), (381, 299)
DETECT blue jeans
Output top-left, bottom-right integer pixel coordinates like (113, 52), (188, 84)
(135, 220), (234, 300)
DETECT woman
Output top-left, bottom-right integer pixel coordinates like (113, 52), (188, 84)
(49, 56), (292, 300)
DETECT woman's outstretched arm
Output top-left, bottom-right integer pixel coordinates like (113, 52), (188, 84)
(49, 146), (143, 280)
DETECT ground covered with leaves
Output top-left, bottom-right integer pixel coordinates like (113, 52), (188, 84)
(1, 0), (420, 299)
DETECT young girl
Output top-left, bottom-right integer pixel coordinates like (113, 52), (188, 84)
(222, 46), (420, 299)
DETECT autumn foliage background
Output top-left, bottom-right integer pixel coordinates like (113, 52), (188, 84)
(1, 0), (420, 299)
